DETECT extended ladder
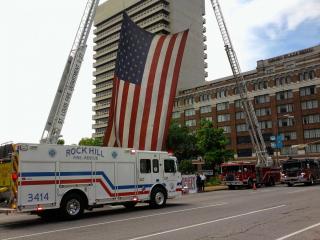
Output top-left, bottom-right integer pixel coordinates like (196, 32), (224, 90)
(40, 0), (99, 144)
(210, 0), (271, 167)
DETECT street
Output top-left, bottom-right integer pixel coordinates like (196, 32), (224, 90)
(1, 185), (320, 240)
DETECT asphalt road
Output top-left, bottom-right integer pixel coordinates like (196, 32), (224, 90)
(1, 184), (320, 240)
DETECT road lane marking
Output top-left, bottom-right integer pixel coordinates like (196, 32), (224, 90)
(128, 205), (286, 240)
(0, 203), (227, 240)
(288, 188), (313, 194)
(275, 222), (320, 240)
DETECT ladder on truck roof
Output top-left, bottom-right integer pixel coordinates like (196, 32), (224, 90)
(209, 0), (272, 167)
(40, 0), (99, 144)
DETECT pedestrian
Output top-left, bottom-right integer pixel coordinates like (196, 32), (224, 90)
(200, 172), (206, 192)
(196, 173), (201, 193)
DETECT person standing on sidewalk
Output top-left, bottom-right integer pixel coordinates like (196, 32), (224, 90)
(200, 172), (206, 192)
(196, 173), (201, 192)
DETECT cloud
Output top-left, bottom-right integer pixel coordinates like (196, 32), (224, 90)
(205, 0), (320, 80)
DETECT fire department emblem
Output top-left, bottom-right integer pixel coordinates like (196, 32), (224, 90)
(48, 149), (56, 158)
(111, 151), (118, 159)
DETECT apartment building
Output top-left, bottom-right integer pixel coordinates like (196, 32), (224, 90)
(92, 0), (207, 138)
(173, 45), (320, 160)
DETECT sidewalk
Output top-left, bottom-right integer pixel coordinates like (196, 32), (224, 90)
(204, 185), (228, 192)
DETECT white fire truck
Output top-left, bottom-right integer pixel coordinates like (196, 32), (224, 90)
(0, 143), (182, 219)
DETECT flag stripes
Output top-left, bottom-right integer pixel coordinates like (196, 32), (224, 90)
(103, 14), (189, 151)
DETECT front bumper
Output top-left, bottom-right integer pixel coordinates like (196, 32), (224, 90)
(223, 180), (244, 186)
(284, 176), (308, 184)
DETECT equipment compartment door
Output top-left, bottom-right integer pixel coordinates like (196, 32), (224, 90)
(19, 162), (56, 207)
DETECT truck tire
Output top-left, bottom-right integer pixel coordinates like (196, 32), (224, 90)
(60, 193), (84, 220)
(123, 202), (137, 209)
(228, 185), (235, 190)
(149, 187), (167, 208)
(287, 183), (293, 187)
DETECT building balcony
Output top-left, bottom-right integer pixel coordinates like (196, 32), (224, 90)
(92, 103), (109, 111)
(92, 113), (109, 120)
(92, 132), (104, 138)
(92, 84), (113, 94)
(92, 122), (108, 129)
(92, 93), (112, 102)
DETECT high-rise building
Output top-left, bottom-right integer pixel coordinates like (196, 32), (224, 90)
(173, 45), (320, 161)
(92, 0), (207, 138)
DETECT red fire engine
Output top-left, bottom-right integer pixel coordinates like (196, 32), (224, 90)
(220, 162), (281, 189)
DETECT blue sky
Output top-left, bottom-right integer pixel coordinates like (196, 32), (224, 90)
(0, 0), (319, 145)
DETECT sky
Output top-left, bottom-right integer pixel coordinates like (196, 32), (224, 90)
(0, 0), (319, 145)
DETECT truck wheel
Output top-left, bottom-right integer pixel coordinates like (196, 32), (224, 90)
(287, 183), (293, 187)
(123, 202), (137, 209)
(228, 185), (235, 190)
(60, 193), (84, 220)
(149, 187), (167, 208)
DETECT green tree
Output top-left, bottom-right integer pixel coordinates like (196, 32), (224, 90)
(57, 139), (65, 145)
(196, 120), (233, 172)
(78, 137), (102, 146)
(178, 159), (195, 174)
(166, 120), (197, 161)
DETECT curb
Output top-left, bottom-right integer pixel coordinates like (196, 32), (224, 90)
(204, 185), (228, 192)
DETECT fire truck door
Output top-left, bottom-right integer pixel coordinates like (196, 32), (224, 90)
(137, 153), (161, 191)
(162, 157), (178, 194)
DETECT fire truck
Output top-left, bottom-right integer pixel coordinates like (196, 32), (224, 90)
(0, 143), (182, 219)
(220, 162), (280, 189)
(282, 158), (320, 186)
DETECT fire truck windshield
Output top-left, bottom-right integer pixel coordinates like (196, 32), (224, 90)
(282, 161), (303, 171)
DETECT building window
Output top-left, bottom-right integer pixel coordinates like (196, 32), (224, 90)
(300, 86), (316, 96)
(185, 109), (195, 117)
(254, 80), (268, 90)
(234, 99), (242, 108)
(278, 118), (294, 127)
(200, 105), (211, 114)
(304, 129), (320, 139)
(217, 114), (230, 122)
(299, 70), (316, 81)
(276, 90), (293, 100)
(202, 116), (212, 122)
(255, 94), (270, 104)
(199, 94), (210, 102)
(255, 108), (271, 117)
(303, 114), (320, 124)
(236, 111), (245, 120)
(280, 132), (297, 140)
(259, 121), (272, 129)
(185, 119), (196, 127)
(174, 100), (180, 107)
(172, 112), (180, 119)
(274, 76), (291, 86)
(217, 89), (228, 99)
(221, 126), (231, 133)
(306, 144), (320, 153)
(237, 148), (252, 157)
(184, 97), (194, 105)
(237, 136), (251, 144)
(236, 124), (248, 132)
(217, 102), (229, 111)
(277, 104), (293, 113)
(301, 100), (318, 110)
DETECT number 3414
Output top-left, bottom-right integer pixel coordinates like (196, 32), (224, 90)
(27, 193), (49, 202)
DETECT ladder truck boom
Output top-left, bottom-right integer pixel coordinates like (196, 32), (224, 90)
(210, 0), (272, 167)
(40, 0), (99, 144)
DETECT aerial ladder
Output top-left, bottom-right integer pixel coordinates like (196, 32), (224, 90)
(40, 0), (99, 144)
(209, 0), (274, 168)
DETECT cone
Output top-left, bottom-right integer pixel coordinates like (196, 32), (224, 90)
(253, 182), (257, 190)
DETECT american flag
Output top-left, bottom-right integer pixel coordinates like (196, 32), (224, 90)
(103, 13), (189, 151)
